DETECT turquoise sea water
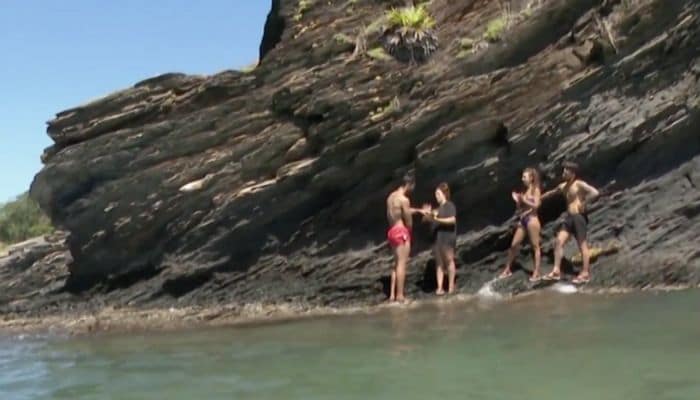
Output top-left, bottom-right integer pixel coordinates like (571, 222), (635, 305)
(2, 289), (699, 399)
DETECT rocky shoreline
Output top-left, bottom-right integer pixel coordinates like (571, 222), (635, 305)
(1, 229), (698, 336)
(2, 281), (697, 337)
(2, 223), (699, 336)
(2, 0), (699, 331)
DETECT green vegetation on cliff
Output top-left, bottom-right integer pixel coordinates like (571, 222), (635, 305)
(484, 17), (507, 42)
(294, 0), (315, 22)
(386, 5), (435, 31)
(0, 193), (53, 245)
(382, 4), (439, 63)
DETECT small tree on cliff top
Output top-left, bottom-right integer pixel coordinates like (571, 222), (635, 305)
(383, 5), (439, 63)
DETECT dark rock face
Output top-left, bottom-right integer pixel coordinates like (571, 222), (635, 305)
(4, 0), (700, 318)
(259, 0), (284, 61)
(0, 232), (71, 313)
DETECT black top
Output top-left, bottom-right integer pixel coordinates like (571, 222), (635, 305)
(432, 201), (457, 236)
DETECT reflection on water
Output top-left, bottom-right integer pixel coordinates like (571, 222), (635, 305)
(2, 290), (700, 400)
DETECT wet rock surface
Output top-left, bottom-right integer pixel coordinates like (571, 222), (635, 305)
(2, 0), (699, 329)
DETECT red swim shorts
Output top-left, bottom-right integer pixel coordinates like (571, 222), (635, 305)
(387, 225), (411, 248)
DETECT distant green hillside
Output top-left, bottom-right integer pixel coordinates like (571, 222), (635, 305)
(0, 193), (53, 246)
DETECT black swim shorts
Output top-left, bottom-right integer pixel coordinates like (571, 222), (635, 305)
(561, 212), (588, 243)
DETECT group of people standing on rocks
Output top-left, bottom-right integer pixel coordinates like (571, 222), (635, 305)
(385, 162), (600, 303)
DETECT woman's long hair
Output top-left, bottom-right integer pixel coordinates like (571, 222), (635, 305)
(523, 168), (541, 190)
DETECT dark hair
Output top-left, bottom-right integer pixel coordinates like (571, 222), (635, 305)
(523, 167), (541, 189)
(402, 173), (415, 187)
(437, 182), (451, 200)
(562, 161), (579, 176)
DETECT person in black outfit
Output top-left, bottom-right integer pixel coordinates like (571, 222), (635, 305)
(422, 182), (457, 295)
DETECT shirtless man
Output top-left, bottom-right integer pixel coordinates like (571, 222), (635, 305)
(386, 174), (421, 302)
(542, 162), (600, 284)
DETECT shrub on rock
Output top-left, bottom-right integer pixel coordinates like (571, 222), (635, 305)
(382, 5), (438, 63)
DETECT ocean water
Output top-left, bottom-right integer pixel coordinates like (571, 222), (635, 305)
(2, 289), (699, 400)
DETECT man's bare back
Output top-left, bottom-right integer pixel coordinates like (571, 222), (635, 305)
(386, 190), (412, 228)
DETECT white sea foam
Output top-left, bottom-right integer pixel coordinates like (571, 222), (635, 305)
(476, 278), (504, 300)
(548, 282), (578, 294)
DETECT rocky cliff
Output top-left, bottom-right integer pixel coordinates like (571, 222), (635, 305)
(3, 0), (700, 325)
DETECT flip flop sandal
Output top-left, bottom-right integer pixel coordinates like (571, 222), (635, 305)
(498, 271), (513, 279)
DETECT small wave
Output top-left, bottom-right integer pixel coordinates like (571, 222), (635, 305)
(476, 279), (504, 300)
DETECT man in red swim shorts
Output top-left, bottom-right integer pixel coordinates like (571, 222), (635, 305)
(385, 173), (420, 302)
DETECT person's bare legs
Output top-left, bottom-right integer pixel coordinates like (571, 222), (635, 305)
(389, 268), (396, 302)
(444, 246), (457, 294)
(547, 230), (569, 280)
(500, 227), (525, 278)
(575, 240), (591, 281)
(395, 242), (410, 302)
(527, 219), (542, 281)
(434, 244), (445, 295)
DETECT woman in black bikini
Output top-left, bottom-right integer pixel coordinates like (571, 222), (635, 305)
(423, 183), (458, 295)
(499, 168), (542, 282)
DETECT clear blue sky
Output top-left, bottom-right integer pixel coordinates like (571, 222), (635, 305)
(0, 1), (269, 202)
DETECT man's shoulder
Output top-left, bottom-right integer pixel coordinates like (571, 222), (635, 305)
(387, 191), (407, 202)
(573, 179), (590, 188)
